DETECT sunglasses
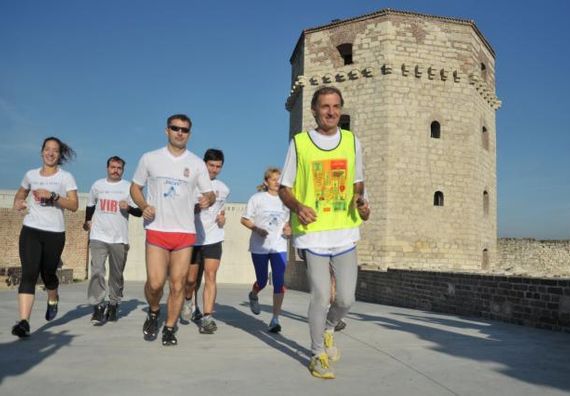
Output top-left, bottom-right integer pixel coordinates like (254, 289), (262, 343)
(168, 125), (190, 133)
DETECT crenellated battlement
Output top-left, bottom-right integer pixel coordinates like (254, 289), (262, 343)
(286, 63), (501, 111)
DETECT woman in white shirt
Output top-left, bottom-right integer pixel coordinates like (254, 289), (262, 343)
(11, 137), (79, 338)
(241, 168), (290, 333)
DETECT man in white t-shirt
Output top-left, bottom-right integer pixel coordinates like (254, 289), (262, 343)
(131, 114), (215, 346)
(83, 156), (142, 325)
(181, 148), (230, 334)
(279, 86), (370, 379)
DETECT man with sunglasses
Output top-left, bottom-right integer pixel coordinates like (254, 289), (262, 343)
(131, 114), (215, 346)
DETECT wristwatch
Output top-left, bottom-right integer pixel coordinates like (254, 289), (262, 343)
(50, 192), (60, 202)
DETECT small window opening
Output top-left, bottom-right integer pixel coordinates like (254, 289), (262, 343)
(430, 121), (441, 139)
(481, 63), (487, 80)
(483, 191), (489, 216)
(482, 126), (489, 150)
(339, 115), (351, 130)
(434, 191), (444, 206)
(337, 43), (353, 65)
(482, 248), (489, 270)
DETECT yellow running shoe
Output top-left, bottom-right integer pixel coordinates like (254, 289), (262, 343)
(324, 330), (340, 362)
(308, 353), (335, 379)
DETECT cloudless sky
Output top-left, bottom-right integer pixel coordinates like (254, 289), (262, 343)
(1, 1), (569, 239)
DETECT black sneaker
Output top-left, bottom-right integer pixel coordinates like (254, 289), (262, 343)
(107, 303), (119, 322)
(162, 326), (178, 346)
(91, 304), (106, 325)
(199, 316), (217, 334)
(143, 310), (160, 341)
(191, 306), (203, 322)
(45, 298), (58, 321)
(334, 319), (347, 332)
(11, 319), (30, 338)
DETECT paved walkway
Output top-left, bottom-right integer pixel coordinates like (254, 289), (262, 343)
(1, 282), (569, 396)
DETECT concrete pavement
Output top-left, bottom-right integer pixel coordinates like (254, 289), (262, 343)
(1, 282), (569, 396)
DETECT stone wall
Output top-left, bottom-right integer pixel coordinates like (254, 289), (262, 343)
(496, 239), (570, 277)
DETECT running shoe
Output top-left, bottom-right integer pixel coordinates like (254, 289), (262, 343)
(248, 292), (260, 315)
(191, 306), (203, 322)
(107, 303), (119, 322)
(162, 326), (178, 346)
(91, 304), (106, 325)
(45, 298), (58, 321)
(180, 299), (193, 321)
(143, 310), (160, 341)
(334, 319), (347, 332)
(268, 317), (281, 333)
(308, 353), (335, 379)
(199, 316), (217, 334)
(11, 319), (30, 338)
(324, 330), (340, 362)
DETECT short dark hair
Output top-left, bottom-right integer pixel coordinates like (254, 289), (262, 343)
(107, 156), (125, 168)
(310, 86), (344, 110)
(167, 114), (192, 128)
(203, 148), (224, 164)
(41, 137), (76, 165)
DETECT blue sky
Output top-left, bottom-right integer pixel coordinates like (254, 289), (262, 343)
(1, 1), (569, 239)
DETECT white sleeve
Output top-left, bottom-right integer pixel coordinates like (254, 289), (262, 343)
(87, 183), (97, 207)
(196, 162), (213, 193)
(354, 137), (364, 183)
(20, 171), (31, 190)
(242, 195), (256, 220)
(65, 172), (78, 192)
(132, 154), (148, 187)
(279, 140), (297, 187)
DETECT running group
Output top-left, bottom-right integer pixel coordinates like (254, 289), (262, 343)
(10, 86), (371, 379)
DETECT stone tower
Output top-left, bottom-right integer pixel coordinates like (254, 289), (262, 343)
(286, 9), (500, 271)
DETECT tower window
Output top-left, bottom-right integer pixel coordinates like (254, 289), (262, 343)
(482, 126), (489, 150)
(483, 191), (489, 216)
(434, 191), (444, 206)
(481, 63), (487, 80)
(430, 121), (441, 139)
(337, 43), (353, 65)
(339, 115), (351, 130)
(482, 248), (489, 270)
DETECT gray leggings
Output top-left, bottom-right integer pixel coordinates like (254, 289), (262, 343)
(87, 240), (129, 305)
(305, 248), (358, 355)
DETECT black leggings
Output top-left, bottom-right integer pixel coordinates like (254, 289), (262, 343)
(18, 226), (66, 294)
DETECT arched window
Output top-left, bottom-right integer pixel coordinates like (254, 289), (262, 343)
(430, 121), (441, 139)
(481, 63), (487, 80)
(483, 191), (489, 216)
(482, 126), (489, 150)
(434, 191), (444, 206)
(339, 114), (351, 130)
(337, 43), (353, 65)
(482, 248), (489, 270)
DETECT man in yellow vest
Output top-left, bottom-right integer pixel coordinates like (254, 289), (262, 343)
(279, 86), (370, 379)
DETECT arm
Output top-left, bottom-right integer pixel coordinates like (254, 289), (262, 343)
(278, 186), (317, 225)
(59, 190), (79, 212)
(13, 187), (29, 212)
(240, 217), (268, 237)
(352, 182), (370, 221)
(130, 182), (155, 221)
(127, 205), (143, 217)
(197, 191), (215, 209)
(83, 205), (96, 231)
(215, 210), (226, 227)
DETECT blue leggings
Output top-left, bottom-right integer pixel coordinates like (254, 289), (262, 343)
(251, 252), (287, 294)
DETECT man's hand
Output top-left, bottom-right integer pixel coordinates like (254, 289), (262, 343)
(282, 222), (292, 237)
(83, 221), (92, 231)
(355, 195), (370, 221)
(253, 226), (269, 237)
(216, 210), (226, 227)
(198, 192), (215, 209)
(142, 205), (156, 221)
(296, 204), (317, 225)
(13, 199), (27, 212)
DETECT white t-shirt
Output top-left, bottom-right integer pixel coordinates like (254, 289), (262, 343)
(21, 168), (78, 233)
(195, 179), (230, 246)
(87, 178), (135, 244)
(132, 147), (213, 233)
(280, 128), (364, 254)
(242, 192), (290, 254)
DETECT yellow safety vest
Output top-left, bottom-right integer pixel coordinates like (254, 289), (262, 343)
(291, 130), (362, 235)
